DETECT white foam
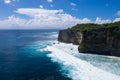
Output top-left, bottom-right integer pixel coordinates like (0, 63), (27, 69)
(43, 42), (120, 80)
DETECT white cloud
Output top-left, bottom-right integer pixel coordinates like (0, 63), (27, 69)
(0, 15), (27, 29)
(40, 5), (43, 8)
(0, 8), (82, 29)
(15, 8), (64, 18)
(0, 8), (120, 29)
(113, 18), (120, 22)
(95, 17), (112, 24)
(80, 18), (91, 23)
(70, 2), (76, 6)
(116, 10), (120, 16)
(47, 0), (53, 3)
(4, 0), (11, 4)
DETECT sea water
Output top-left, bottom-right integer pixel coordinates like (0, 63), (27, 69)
(0, 30), (71, 80)
(0, 30), (120, 80)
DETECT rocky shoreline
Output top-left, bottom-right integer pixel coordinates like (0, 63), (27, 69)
(58, 22), (120, 57)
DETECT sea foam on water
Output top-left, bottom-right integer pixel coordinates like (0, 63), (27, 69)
(41, 42), (120, 80)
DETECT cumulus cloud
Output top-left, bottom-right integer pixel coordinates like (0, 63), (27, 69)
(79, 18), (91, 23)
(116, 10), (120, 16)
(0, 15), (27, 29)
(0, 8), (83, 29)
(15, 8), (64, 18)
(0, 8), (120, 29)
(113, 18), (120, 22)
(47, 0), (53, 3)
(95, 17), (112, 24)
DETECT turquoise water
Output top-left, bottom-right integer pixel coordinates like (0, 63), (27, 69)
(0, 30), (71, 80)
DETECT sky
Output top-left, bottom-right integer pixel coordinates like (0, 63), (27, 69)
(0, 0), (120, 29)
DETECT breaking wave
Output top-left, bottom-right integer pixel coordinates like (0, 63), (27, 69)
(41, 42), (120, 80)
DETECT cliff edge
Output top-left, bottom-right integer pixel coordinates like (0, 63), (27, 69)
(58, 21), (120, 57)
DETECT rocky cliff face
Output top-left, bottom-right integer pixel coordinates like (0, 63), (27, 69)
(58, 26), (120, 57)
(58, 30), (83, 44)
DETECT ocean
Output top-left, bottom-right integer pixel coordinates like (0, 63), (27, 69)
(0, 30), (120, 80)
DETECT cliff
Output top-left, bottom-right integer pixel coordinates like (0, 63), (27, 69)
(58, 22), (120, 57)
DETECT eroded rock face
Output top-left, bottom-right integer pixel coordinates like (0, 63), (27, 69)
(58, 27), (120, 57)
(58, 30), (83, 44)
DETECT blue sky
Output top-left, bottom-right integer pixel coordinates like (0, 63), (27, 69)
(0, 0), (120, 29)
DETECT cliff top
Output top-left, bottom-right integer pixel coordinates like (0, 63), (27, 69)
(68, 21), (120, 31)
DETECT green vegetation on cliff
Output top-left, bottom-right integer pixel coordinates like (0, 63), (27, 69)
(68, 21), (120, 54)
(58, 21), (120, 56)
(69, 21), (120, 31)
(108, 21), (120, 28)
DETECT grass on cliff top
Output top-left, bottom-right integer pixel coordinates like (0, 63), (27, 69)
(69, 21), (120, 31)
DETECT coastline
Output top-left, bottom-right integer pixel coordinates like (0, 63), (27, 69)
(58, 22), (120, 57)
(41, 41), (120, 80)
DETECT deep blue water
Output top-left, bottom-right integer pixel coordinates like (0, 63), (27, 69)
(0, 30), (71, 80)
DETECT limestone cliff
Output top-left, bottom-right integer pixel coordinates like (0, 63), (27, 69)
(58, 22), (120, 57)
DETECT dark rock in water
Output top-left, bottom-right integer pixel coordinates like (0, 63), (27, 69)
(58, 22), (120, 57)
